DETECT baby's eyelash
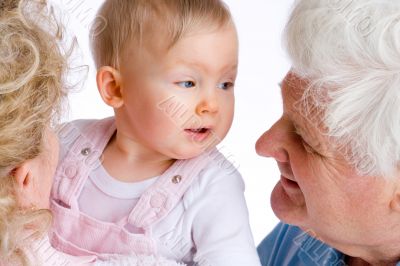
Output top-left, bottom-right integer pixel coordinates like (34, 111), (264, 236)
(176, 81), (196, 88)
(218, 82), (234, 90)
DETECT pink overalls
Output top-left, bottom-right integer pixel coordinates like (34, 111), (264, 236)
(50, 117), (218, 258)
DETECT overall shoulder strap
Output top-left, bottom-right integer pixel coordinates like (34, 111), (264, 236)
(128, 148), (221, 228)
(52, 117), (116, 208)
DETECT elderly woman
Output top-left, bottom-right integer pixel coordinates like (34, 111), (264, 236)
(256, 0), (400, 265)
(0, 1), (184, 265)
(0, 0), (98, 265)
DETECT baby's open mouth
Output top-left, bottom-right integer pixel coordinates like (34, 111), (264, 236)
(184, 127), (212, 142)
(185, 128), (209, 133)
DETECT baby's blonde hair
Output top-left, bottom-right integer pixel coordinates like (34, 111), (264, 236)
(90, 0), (232, 69)
(0, 0), (67, 265)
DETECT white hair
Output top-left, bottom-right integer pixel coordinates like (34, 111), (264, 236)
(285, 0), (400, 177)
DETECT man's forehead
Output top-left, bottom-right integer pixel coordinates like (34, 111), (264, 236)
(280, 72), (307, 115)
(281, 72), (327, 131)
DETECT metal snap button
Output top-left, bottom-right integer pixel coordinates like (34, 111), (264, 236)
(81, 147), (91, 156)
(171, 175), (182, 184)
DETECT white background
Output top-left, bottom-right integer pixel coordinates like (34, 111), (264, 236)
(54, 0), (293, 244)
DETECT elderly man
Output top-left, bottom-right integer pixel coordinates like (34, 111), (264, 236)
(256, 0), (400, 265)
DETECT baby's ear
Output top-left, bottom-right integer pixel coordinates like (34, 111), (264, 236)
(96, 66), (124, 108)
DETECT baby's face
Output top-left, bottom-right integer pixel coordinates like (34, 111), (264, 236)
(117, 23), (238, 159)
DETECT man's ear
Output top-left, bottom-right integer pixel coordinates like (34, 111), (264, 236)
(12, 163), (34, 208)
(96, 66), (124, 108)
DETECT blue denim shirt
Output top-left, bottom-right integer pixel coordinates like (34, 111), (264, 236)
(257, 222), (400, 266)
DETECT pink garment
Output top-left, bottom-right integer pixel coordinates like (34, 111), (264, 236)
(50, 117), (217, 258)
(78, 165), (158, 223)
(0, 235), (96, 266)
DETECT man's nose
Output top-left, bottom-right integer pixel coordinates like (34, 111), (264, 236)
(255, 119), (290, 163)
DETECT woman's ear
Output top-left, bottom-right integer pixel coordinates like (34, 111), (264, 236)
(96, 66), (124, 108)
(11, 163), (34, 208)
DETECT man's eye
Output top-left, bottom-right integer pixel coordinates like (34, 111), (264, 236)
(301, 139), (315, 154)
(177, 81), (196, 88)
(294, 129), (316, 154)
(217, 82), (234, 90)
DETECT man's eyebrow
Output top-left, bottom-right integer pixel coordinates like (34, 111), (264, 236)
(290, 109), (312, 136)
(292, 120), (303, 134)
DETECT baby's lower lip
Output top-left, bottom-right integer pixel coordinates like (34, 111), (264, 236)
(184, 128), (211, 141)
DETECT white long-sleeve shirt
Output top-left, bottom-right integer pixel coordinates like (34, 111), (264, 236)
(55, 118), (261, 266)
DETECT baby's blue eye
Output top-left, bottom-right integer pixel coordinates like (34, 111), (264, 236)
(177, 81), (196, 88)
(217, 82), (234, 90)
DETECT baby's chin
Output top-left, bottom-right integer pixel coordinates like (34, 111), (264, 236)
(169, 146), (218, 160)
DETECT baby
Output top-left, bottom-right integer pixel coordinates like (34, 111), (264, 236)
(50, 0), (260, 265)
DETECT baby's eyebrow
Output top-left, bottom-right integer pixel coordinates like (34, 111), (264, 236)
(221, 64), (238, 75)
(228, 63), (238, 69)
